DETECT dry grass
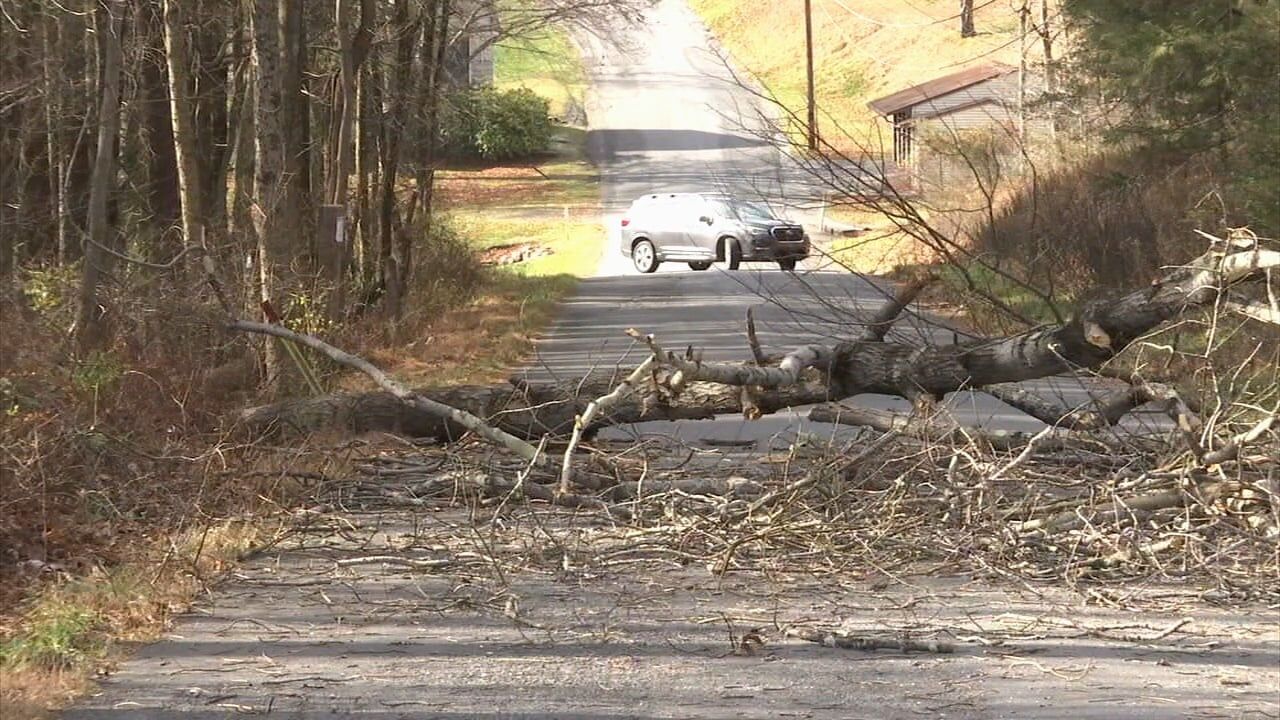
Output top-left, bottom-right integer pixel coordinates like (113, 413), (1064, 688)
(339, 272), (579, 391)
(823, 206), (941, 274)
(691, 0), (1025, 149)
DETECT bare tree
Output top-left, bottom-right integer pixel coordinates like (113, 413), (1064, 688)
(960, 0), (976, 37)
(250, 0), (288, 387)
(162, 0), (205, 254)
(278, 0), (310, 269)
(76, 0), (127, 351)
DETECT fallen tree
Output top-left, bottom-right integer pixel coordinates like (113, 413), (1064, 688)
(226, 234), (1277, 598)
(237, 234), (1277, 453)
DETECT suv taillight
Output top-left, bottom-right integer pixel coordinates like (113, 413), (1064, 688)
(620, 218), (630, 227)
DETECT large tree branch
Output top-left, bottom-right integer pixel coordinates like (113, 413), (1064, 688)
(228, 320), (544, 463)
(649, 243), (1278, 403)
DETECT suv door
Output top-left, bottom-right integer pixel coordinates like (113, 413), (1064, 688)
(649, 196), (699, 258)
(682, 196), (723, 255)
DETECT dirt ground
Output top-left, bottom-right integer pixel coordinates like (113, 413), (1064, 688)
(65, 444), (1279, 720)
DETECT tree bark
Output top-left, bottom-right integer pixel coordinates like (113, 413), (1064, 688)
(162, 0), (205, 255)
(235, 244), (1277, 443)
(279, 0), (309, 268)
(327, 0), (376, 205)
(143, 5), (181, 244)
(389, 0), (450, 324)
(250, 0), (288, 388)
(76, 0), (126, 352)
(1039, 0), (1057, 139)
(668, 243), (1279, 403)
(960, 0), (975, 38)
(375, 0), (418, 305)
(194, 10), (230, 244)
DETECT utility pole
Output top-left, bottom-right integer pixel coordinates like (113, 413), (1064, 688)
(804, 0), (818, 151)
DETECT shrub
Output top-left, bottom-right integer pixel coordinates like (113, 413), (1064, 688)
(971, 146), (1237, 295)
(440, 87), (553, 161)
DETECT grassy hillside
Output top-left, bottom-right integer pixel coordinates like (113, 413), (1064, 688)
(690, 0), (1026, 149)
(494, 21), (587, 122)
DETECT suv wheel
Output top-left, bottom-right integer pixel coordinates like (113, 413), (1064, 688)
(632, 240), (659, 274)
(688, 261), (712, 271)
(778, 258), (797, 271)
(722, 239), (742, 270)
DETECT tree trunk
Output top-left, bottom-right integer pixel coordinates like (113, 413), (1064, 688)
(42, 13), (68, 268)
(236, 376), (782, 441)
(1039, 0), (1057, 140)
(321, 0), (376, 317)
(143, 6), (181, 246)
(278, 0), (308, 269)
(76, 0), (126, 352)
(375, 0), (417, 305)
(327, 0), (376, 206)
(226, 23), (255, 276)
(960, 0), (975, 38)
(162, 0), (205, 255)
(1017, 1), (1028, 143)
(250, 0), (288, 388)
(233, 242), (1276, 445)
(194, 11), (230, 244)
(353, 64), (378, 290)
(389, 0), (450, 324)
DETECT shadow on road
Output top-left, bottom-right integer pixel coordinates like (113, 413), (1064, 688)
(585, 128), (769, 165)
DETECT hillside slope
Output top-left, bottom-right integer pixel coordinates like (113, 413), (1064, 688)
(690, 0), (1029, 150)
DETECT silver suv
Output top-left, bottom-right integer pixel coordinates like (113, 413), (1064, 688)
(620, 193), (810, 273)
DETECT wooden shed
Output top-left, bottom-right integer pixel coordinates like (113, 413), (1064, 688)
(868, 62), (1019, 166)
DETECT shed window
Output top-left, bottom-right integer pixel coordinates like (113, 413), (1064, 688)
(892, 109), (913, 165)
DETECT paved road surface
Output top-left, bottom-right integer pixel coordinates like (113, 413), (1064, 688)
(65, 506), (1280, 720)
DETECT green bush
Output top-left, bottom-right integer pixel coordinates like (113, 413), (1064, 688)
(440, 87), (553, 161)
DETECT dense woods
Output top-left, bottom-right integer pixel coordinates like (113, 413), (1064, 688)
(0, 1), (624, 348)
(0, 0), (635, 636)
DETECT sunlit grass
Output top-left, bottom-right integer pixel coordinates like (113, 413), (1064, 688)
(0, 520), (272, 719)
(687, 0), (1024, 150)
(494, 9), (586, 120)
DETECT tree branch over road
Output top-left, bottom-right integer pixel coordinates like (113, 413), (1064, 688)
(236, 234), (1277, 457)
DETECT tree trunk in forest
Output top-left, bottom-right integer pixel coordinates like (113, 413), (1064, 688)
(352, 65), (377, 293)
(323, 0), (376, 318)
(226, 27), (255, 290)
(250, 0), (288, 388)
(1039, 0), (1057, 139)
(327, 0), (376, 207)
(279, 0), (308, 269)
(143, 8), (181, 244)
(389, 0), (450, 324)
(376, 0), (418, 312)
(76, 0), (126, 352)
(42, 13), (69, 267)
(194, 15), (230, 244)
(162, 0), (205, 256)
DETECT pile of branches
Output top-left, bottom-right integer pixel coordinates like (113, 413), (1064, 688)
(230, 233), (1280, 599)
(308, 422), (1279, 600)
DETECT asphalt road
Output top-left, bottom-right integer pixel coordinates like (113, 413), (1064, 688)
(522, 0), (1158, 448)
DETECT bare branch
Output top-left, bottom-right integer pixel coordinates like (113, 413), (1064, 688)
(227, 320), (545, 463)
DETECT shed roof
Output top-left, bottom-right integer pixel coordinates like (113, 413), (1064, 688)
(867, 62), (1015, 116)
